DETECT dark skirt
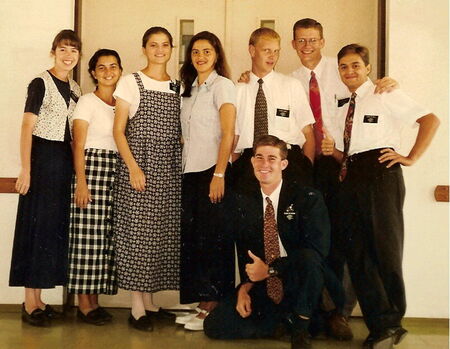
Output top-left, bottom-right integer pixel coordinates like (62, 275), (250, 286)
(9, 136), (73, 288)
(180, 165), (235, 304)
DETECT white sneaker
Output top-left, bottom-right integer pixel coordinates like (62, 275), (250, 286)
(184, 310), (209, 331)
(175, 307), (201, 325)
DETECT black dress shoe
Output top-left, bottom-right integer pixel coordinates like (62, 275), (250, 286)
(363, 327), (402, 349)
(43, 304), (63, 319)
(77, 308), (106, 326)
(22, 304), (50, 327)
(96, 307), (113, 321)
(146, 308), (176, 321)
(392, 326), (408, 344)
(128, 314), (153, 332)
(291, 328), (311, 349)
(363, 328), (395, 349)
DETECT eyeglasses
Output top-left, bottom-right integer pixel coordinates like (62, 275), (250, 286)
(296, 38), (321, 46)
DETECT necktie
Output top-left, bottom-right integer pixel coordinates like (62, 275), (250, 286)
(309, 71), (323, 156)
(339, 93), (357, 182)
(254, 78), (268, 142)
(264, 197), (283, 304)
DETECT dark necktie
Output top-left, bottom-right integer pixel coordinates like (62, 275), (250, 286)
(339, 93), (357, 182)
(254, 78), (268, 142)
(264, 197), (283, 304)
(309, 71), (323, 156)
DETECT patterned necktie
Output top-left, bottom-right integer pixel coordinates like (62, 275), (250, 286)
(254, 78), (268, 141)
(309, 71), (323, 156)
(339, 93), (357, 182)
(264, 197), (283, 304)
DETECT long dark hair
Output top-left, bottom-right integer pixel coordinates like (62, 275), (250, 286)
(88, 49), (123, 85)
(180, 31), (230, 97)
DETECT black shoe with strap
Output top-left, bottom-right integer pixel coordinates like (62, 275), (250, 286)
(146, 308), (176, 321)
(77, 308), (106, 326)
(22, 304), (50, 327)
(43, 304), (63, 319)
(96, 307), (113, 321)
(128, 314), (153, 332)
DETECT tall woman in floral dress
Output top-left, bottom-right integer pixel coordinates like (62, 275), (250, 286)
(113, 27), (181, 331)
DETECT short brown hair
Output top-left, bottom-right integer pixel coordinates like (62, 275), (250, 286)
(292, 18), (323, 39)
(253, 135), (288, 160)
(249, 27), (280, 46)
(51, 29), (81, 52)
(337, 43), (370, 66)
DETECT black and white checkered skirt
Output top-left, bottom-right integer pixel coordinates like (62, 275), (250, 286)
(67, 148), (118, 294)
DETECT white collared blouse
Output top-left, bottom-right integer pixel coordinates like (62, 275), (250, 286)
(180, 70), (236, 173)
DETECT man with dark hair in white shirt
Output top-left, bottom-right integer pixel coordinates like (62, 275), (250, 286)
(322, 43), (439, 349)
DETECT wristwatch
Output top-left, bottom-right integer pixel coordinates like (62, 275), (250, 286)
(268, 266), (278, 277)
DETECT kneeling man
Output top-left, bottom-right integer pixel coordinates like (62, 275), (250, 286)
(205, 135), (330, 349)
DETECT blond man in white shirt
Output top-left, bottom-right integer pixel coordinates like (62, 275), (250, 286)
(232, 28), (315, 191)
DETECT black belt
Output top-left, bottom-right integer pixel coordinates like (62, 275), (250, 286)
(348, 148), (392, 163)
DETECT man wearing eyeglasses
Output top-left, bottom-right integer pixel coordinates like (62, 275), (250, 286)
(290, 18), (399, 342)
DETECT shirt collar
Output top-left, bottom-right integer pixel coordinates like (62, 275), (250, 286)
(354, 79), (375, 99)
(192, 70), (219, 90)
(250, 70), (275, 85)
(261, 179), (283, 203)
(299, 56), (325, 79)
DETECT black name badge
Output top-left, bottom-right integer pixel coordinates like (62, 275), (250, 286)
(276, 108), (290, 118)
(363, 115), (379, 123)
(337, 97), (350, 107)
(169, 81), (181, 94)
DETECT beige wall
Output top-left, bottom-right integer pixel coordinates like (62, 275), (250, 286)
(0, 0), (447, 319)
(387, 0), (449, 318)
(79, 0), (377, 92)
(0, 0), (75, 304)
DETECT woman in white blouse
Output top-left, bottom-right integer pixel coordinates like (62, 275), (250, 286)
(178, 31), (236, 331)
(68, 49), (122, 325)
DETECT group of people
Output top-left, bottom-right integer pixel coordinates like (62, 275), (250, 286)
(9, 16), (439, 349)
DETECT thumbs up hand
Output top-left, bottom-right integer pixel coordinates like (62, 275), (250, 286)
(321, 127), (335, 156)
(245, 250), (270, 282)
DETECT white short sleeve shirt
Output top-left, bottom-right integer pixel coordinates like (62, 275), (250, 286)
(235, 71), (315, 153)
(331, 79), (430, 155)
(113, 71), (178, 119)
(72, 92), (117, 151)
(181, 70), (237, 173)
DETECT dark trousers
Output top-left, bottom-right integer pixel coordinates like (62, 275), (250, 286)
(231, 146), (314, 193)
(204, 248), (324, 339)
(314, 155), (354, 315)
(336, 149), (406, 334)
(180, 166), (235, 304)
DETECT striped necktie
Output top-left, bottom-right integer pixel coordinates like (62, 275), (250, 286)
(309, 71), (324, 156)
(254, 78), (268, 142)
(339, 93), (357, 182)
(264, 197), (283, 304)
